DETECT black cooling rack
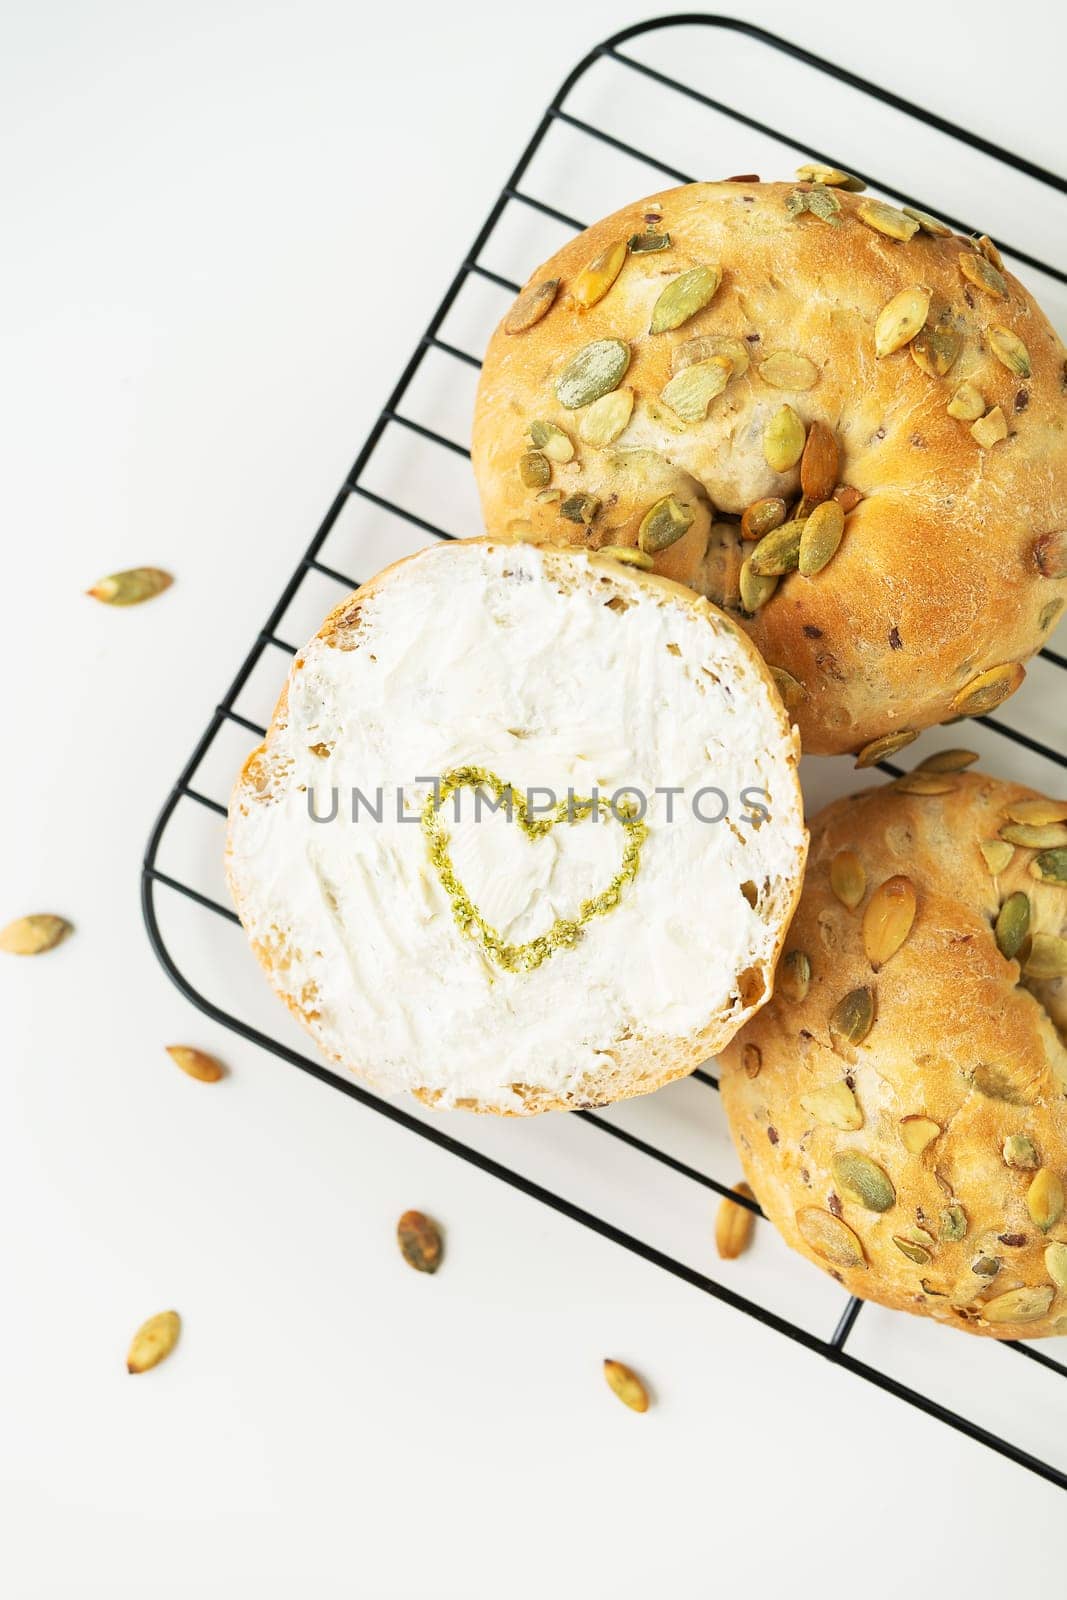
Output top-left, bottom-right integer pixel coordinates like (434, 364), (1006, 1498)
(143, 16), (1067, 1490)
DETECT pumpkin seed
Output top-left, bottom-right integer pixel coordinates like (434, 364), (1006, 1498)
(857, 199), (920, 240)
(893, 1235), (932, 1265)
(894, 772), (957, 796)
(1040, 599), (1065, 632)
(572, 240), (627, 309)
(833, 484), (863, 513)
(900, 1115), (941, 1154)
(940, 1204), (968, 1242)
(770, 665), (806, 710)
(603, 1358), (650, 1412)
(579, 388), (634, 448)
(716, 1181), (757, 1259)
(660, 356), (732, 421)
(989, 326), (1031, 378)
(555, 340), (631, 408)
(971, 406), (1009, 448)
(750, 520), (804, 577)
(504, 278), (559, 334)
(1003, 1135), (1039, 1170)
(915, 748), (979, 773)
(0, 913), (71, 955)
(977, 235), (1004, 268)
(902, 206), (953, 237)
(739, 558), (778, 613)
(795, 163), (865, 191)
(830, 986), (875, 1051)
(959, 251), (1008, 298)
(1000, 822), (1067, 849)
(910, 320), (961, 378)
(808, 184), (844, 223)
(127, 1310), (181, 1374)
(971, 1254), (1001, 1278)
(946, 381), (986, 421)
(1033, 530), (1067, 579)
(535, 490), (560, 503)
(742, 1042), (762, 1078)
(1004, 798), (1067, 826)
(874, 286), (930, 358)
(165, 1045), (225, 1083)
(758, 351), (819, 390)
(741, 497), (787, 541)
(951, 662), (1024, 716)
(830, 850), (866, 911)
(671, 335), (749, 377)
(1027, 1169), (1065, 1231)
(628, 229), (671, 253)
(638, 495), (694, 554)
(763, 405), (806, 472)
(528, 420), (574, 462)
(798, 499), (845, 576)
(795, 1206), (866, 1269)
(994, 891), (1030, 960)
(800, 421), (839, 503)
(1030, 848), (1067, 885)
(832, 1150), (896, 1212)
(560, 492), (600, 525)
(863, 875), (917, 969)
(982, 1285), (1054, 1325)
(853, 729), (918, 768)
(1024, 933), (1067, 980)
(980, 839), (1014, 875)
(397, 1209), (444, 1273)
(971, 1063), (1031, 1104)
(779, 948), (811, 1003)
(1045, 1242), (1067, 1291)
(87, 567), (172, 605)
(649, 265), (721, 334)
(518, 451), (551, 488)
(799, 1081), (863, 1131)
(599, 545), (653, 570)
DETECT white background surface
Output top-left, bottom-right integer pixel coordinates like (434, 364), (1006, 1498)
(3, 2), (1066, 1595)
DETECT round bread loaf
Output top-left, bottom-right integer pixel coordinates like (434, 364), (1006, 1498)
(227, 538), (807, 1114)
(472, 177), (1067, 759)
(719, 763), (1067, 1337)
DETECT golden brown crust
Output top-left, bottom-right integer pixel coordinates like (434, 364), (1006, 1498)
(719, 767), (1067, 1337)
(472, 181), (1067, 755)
(226, 537), (808, 1114)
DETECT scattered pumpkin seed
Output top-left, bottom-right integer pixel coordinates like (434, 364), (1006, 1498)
(535, 489), (561, 503)
(165, 1045), (225, 1083)
(832, 1150), (895, 1212)
(900, 1115), (941, 1154)
(555, 340), (631, 409)
(808, 185), (844, 223)
(674, 335), (749, 378)
(742, 1042), (762, 1078)
(982, 1285), (1054, 1325)
(603, 1358), (649, 1412)
(127, 1310), (181, 1374)
(971, 1063), (1030, 1104)
(638, 495), (694, 554)
(1024, 933), (1067, 980)
(779, 949), (811, 1003)
(893, 772), (956, 795)
(758, 351), (819, 390)
(770, 665), (806, 710)
(578, 388), (634, 447)
(853, 728), (918, 768)
(893, 1235), (932, 1265)
(915, 748), (979, 773)
(1030, 848), (1067, 886)
(799, 1081), (863, 1131)
(397, 1209), (443, 1273)
(989, 326), (1031, 378)
(0, 913), (71, 955)
(559, 492), (600, 525)
(716, 1181), (757, 1259)
(795, 163), (865, 190)
(795, 1206), (866, 1269)
(798, 499), (845, 576)
(763, 405), (806, 473)
(649, 265), (721, 334)
(628, 228), (671, 253)
(830, 986), (875, 1051)
(951, 662), (1024, 717)
(911, 320), (961, 378)
(959, 251), (1008, 298)
(874, 286), (930, 358)
(799, 421), (838, 503)
(994, 891), (1031, 961)
(738, 558), (777, 612)
(571, 242), (626, 310)
(902, 206), (953, 237)
(833, 484), (863, 513)
(598, 545), (653, 570)
(504, 278), (559, 334)
(971, 406), (1009, 448)
(1040, 598), (1065, 632)
(857, 199), (919, 241)
(750, 519), (804, 577)
(1003, 1135), (1040, 1170)
(1044, 1242), (1067, 1292)
(980, 839), (1014, 875)
(1027, 1169), (1065, 1231)
(1000, 822), (1067, 849)
(863, 875), (917, 969)
(939, 1204), (968, 1242)
(1004, 798), (1067, 825)
(830, 850), (866, 911)
(946, 381), (985, 421)
(528, 420), (574, 462)
(1033, 530), (1067, 579)
(87, 567), (172, 606)
(741, 496), (787, 542)
(519, 451), (551, 489)
(971, 1254), (1001, 1278)
(660, 356), (732, 421)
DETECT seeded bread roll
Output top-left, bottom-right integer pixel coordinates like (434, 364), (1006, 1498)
(719, 762), (1067, 1337)
(472, 177), (1067, 759)
(227, 538), (807, 1114)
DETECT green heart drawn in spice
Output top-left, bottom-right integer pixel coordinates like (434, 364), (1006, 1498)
(422, 765), (647, 974)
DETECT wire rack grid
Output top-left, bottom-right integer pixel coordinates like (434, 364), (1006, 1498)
(142, 16), (1067, 1490)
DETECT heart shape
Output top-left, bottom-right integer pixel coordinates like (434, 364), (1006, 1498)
(421, 765), (647, 974)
